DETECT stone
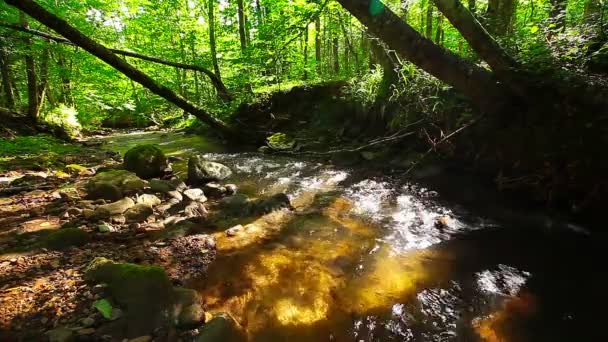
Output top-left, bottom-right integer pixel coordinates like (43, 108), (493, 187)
(111, 215), (126, 225)
(167, 190), (183, 202)
(10, 174), (47, 187)
(173, 287), (205, 328)
(128, 336), (152, 342)
(217, 194), (251, 217)
(224, 184), (238, 196)
(194, 313), (245, 342)
(252, 193), (292, 215)
(93, 197), (135, 219)
(136, 194), (161, 207)
(44, 228), (89, 250)
(65, 164), (90, 176)
(76, 327), (95, 335)
(123, 145), (168, 179)
(124, 204), (154, 223)
(187, 156), (232, 185)
(203, 182), (227, 198)
(85, 170), (148, 201)
(150, 179), (187, 194)
(266, 132), (296, 151)
(98, 223), (114, 233)
(66, 207), (82, 216)
(46, 327), (74, 342)
(226, 225), (242, 237)
(184, 202), (208, 219)
(183, 188), (207, 202)
(81, 317), (95, 327)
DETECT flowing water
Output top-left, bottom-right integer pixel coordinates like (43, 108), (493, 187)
(107, 131), (608, 342)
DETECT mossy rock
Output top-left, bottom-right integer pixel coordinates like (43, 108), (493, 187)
(44, 228), (89, 250)
(266, 132), (295, 151)
(123, 145), (167, 179)
(65, 164), (89, 176)
(85, 170), (148, 201)
(194, 313), (245, 342)
(84, 258), (173, 337)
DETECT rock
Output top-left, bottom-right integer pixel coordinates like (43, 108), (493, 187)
(46, 327), (74, 342)
(252, 193), (292, 215)
(81, 317), (95, 327)
(76, 327), (95, 335)
(111, 215), (126, 225)
(183, 188), (207, 202)
(149, 179), (186, 194)
(167, 190), (183, 202)
(65, 164), (90, 176)
(84, 258), (174, 337)
(225, 184), (238, 196)
(44, 228), (89, 250)
(184, 202), (208, 219)
(226, 225), (242, 237)
(435, 215), (450, 229)
(136, 194), (161, 207)
(266, 132), (296, 151)
(86, 170), (148, 201)
(10, 174), (47, 187)
(360, 151), (377, 161)
(187, 156), (232, 185)
(65, 207), (82, 217)
(154, 220), (197, 240)
(217, 194), (251, 217)
(123, 145), (168, 179)
(98, 222), (114, 233)
(82, 209), (95, 218)
(203, 182), (227, 198)
(194, 313), (245, 342)
(173, 287), (205, 328)
(257, 146), (270, 153)
(124, 204), (154, 223)
(93, 197), (135, 220)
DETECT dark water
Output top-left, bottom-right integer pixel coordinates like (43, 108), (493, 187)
(107, 131), (608, 342)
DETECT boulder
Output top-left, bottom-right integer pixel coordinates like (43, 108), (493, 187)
(173, 287), (205, 328)
(187, 156), (232, 185)
(124, 204), (154, 223)
(149, 179), (186, 194)
(194, 313), (245, 342)
(46, 327), (74, 342)
(183, 188), (207, 202)
(252, 193), (292, 215)
(136, 194), (161, 207)
(93, 197), (135, 219)
(184, 202), (208, 219)
(84, 258), (173, 337)
(123, 145), (168, 179)
(217, 194), (251, 217)
(224, 184), (238, 196)
(86, 170), (148, 201)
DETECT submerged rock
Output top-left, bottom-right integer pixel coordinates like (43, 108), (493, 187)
(217, 194), (252, 217)
(194, 313), (245, 342)
(123, 144), (168, 179)
(252, 193), (292, 215)
(187, 156), (232, 185)
(86, 170), (148, 201)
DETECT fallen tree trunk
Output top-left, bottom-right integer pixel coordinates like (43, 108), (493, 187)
(0, 23), (232, 102)
(4, 0), (237, 137)
(334, 0), (510, 113)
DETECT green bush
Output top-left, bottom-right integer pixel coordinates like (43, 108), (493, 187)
(40, 104), (82, 138)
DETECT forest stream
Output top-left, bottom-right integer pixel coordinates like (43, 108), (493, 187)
(101, 130), (607, 341)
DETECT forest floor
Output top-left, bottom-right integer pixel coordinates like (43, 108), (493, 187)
(0, 133), (221, 341)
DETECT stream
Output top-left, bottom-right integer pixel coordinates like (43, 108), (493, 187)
(106, 130), (607, 341)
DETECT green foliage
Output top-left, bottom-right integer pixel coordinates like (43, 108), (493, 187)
(93, 298), (114, 319)
(0, 135), (83, 167)
(40, 104), (82, 138)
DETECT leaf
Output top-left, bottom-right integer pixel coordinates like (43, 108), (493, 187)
(93, 299), (113, 319)
(530, 26), (539, 34)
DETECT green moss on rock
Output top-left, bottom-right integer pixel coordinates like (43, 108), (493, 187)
(123, 145), (167, 179)
(44, 228), (89, 250)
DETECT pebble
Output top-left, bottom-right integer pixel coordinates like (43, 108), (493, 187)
(81, 316), (95, 327)
(226, 225), (243, 237)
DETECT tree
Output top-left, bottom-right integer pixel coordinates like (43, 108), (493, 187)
(4, 0), (235, 136)
(237, 0), (247, 53)
(0, 37), (15, 110)
(208, 0), (221, 80)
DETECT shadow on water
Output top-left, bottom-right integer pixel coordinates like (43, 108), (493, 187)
(108, 131), (608, 341)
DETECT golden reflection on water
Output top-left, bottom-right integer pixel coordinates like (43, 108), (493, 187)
(200, 191), (457, 338)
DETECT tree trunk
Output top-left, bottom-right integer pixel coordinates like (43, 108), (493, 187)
(0, 38), (15, 110)
(426, 4), (434, 38)
(583, 0), (602, 25)
(435, 13), (443, 45)
(56, 54), (73, 105)
(485, 0), (516, 35)
(1, 23), (232, 102)
(237, 0), (247, 53)
(335, 0), (505, 112)
(303, 25), (309, 80)
(468, 0), (477, 15)
(431, 0), (518, 77)
(333, 37), (340, 74)
(21, 13), (39, 122)
(208, 0), (222, 80)
(315, 17), (322, 74)
(339, 13), (361, 74)
(5, 0), (235, 135)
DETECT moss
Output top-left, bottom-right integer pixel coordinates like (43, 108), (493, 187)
(84, 258), (174, 337)
(123, 144), (167, 179)
(44, 228), (89, 250)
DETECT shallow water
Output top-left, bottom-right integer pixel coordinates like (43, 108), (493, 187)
(108, 131), (608, 341)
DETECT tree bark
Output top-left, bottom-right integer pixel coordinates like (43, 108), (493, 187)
(339, 13), (360, 73)
(5, 0), (235, 135)
(426, 4), (434, 38)
(56, 54), (73, 105)
(333, 37), (340, 73)
(0, 38), (15, 110)
(315, 17), (322, 74)
(208, 0), (222, 81)
(303, 24), (309, 80)
(431, 0), (518, 77)
(237, 0), (247, 53)
(335, 0), (505, 112)
(21, 13), (39, 122)
(0, 23), (232, 102)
